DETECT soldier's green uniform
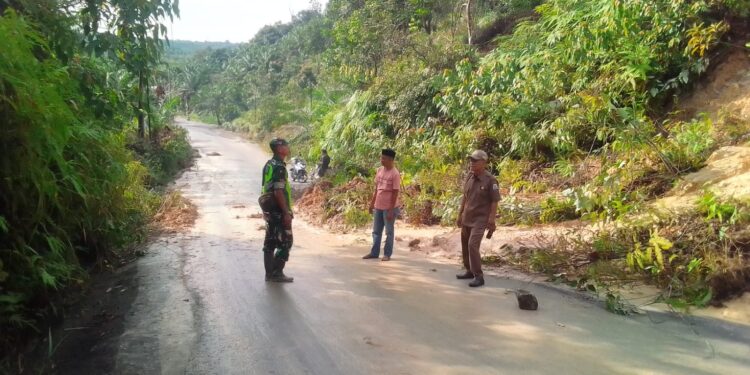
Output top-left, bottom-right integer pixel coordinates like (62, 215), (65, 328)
(261, 154), (294, 280)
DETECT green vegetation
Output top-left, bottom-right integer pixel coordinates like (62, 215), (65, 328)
(165, 40), (239, 63)
(171, 0), (750, 307)
(509, 191), (750, 311)
(0, 0), (189, 366)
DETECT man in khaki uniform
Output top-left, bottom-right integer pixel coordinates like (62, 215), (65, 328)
(456, 150), (501, 287)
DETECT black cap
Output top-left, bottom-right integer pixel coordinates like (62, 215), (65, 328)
(269, 138), (288, 151)
(382, 148), (396, 159)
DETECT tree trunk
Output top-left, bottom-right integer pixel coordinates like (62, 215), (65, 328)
(309, 89), (313, 115)
(184, 93), (191, 116)
(466, 0), (474, 45)
(137, 71), (145, 139)
(146, 74), (156, 143)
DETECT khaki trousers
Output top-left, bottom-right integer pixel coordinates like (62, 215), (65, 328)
(461, 225), (485, 277)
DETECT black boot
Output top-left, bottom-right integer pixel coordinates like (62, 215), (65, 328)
(456, 271), (474, 279)
(269, 259), (294, 283)
(264, 252), (275, 281)
(469, 275), (485, 287)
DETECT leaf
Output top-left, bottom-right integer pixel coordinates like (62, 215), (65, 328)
(666, 298), (689, 310)
(654, 248), (664, 271)
(687, 258), (703, 273)
(678, 70), (689, 84)
(40, 270), (58, 289)
(0, 293), (26, 305)
(696, 290), (713, 307)
(649, 233), (673, 250)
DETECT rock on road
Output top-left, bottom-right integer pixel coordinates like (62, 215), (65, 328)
(109, 119), (749, 375)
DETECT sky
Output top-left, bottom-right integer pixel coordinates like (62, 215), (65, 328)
(169, 0), (329, 43)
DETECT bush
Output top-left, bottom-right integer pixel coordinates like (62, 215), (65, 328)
(539, 197), (579, 223)
(541, 195), (750, 309)
(438, 0), (727, 160)
(343, 207), (371, 227)
(130, 126), (193, 186)
(0, 11), (190, 357)
(0, 12), (157, 344)
(663, 116), (715, 172)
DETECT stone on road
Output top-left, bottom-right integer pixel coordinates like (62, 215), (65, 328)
(113, 119), (750, 375)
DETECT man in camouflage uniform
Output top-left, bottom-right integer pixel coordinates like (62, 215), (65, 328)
(261, 138), (294, 282)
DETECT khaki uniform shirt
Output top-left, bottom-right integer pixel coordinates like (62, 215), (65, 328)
(461, 170), (501, 228)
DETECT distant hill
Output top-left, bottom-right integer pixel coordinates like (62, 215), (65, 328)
(165, 40), (239, 62)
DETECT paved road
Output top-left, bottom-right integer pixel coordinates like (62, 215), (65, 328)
(113, 119), (750, 375)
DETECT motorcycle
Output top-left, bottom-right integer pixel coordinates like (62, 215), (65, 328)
(290, 158), (308, 183)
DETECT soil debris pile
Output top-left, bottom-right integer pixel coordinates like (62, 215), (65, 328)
(151, 191), (198, 234)
(297, 178), (370, 230)
(678, 51), (750, 123)
(655, 146), (750, 211)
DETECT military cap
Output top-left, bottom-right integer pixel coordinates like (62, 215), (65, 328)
(269, 138), (289, 151)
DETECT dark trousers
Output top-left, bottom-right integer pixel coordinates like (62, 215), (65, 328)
(461, 225), (485, 277)
(263, 214), (293, 275)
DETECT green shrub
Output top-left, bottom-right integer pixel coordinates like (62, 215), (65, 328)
(437, 0), (727, 160)
(697, 190), (741, 224)
(539, 197), (579, 223)
(529, 250), (568, 274)
(134, 126), (193, 186)
(497, 198), (542, 226)
(343, 207), (371, 227)
(0, 11), (182, 352)
(663, 116), (715, 172)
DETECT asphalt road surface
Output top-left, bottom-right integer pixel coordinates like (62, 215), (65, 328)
(110, 119), (750, 375)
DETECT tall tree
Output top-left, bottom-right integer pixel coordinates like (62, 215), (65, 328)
(465, 0), (474, 45)
(80, 0), (180, 139)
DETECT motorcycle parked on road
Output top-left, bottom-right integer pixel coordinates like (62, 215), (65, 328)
(290, 157), (308, 183)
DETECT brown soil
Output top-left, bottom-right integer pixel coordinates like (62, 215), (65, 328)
(296, 181), (331, 222)
(150, 191), (199, 235)
(296, 178), (370, 232)
(654, 145), (750, 212)
(677, 50), (750, 123)
(406, 220), (591, 266)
